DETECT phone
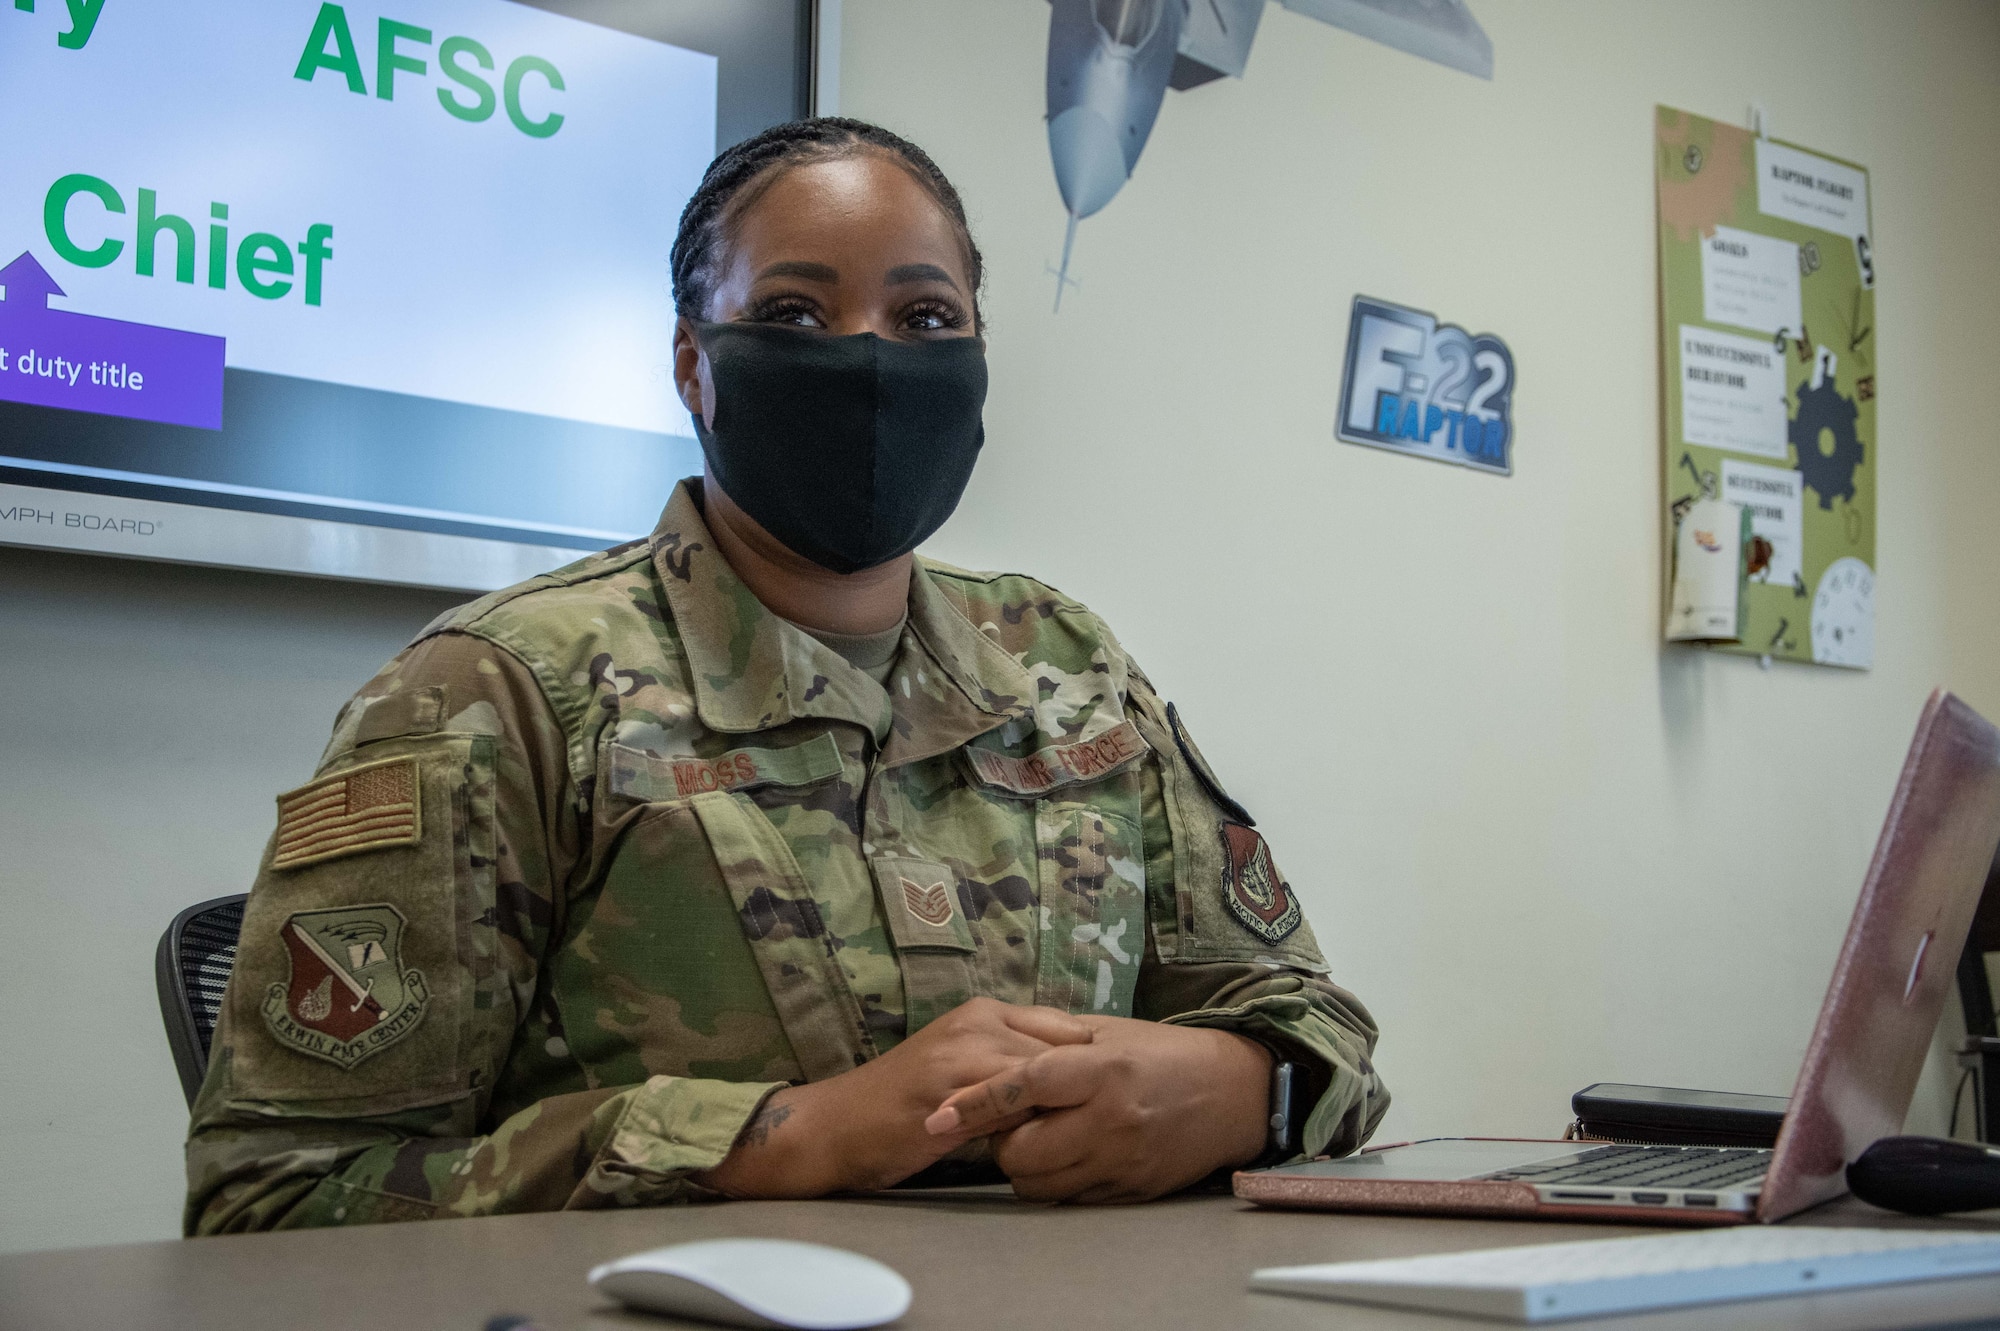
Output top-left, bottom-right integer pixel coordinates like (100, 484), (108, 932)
(1570, 1082), (1789, 1148)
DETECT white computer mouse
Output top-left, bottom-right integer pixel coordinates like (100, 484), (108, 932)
(588, 1237), (912, 1329)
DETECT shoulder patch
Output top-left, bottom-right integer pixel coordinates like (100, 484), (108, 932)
(1220, 822), (1301, 944)
(1166, 702), (1254, 826)
(261, 903), (430, 1068)
(272, 756), (421, 870)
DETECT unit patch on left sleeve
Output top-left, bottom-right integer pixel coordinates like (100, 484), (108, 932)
(1220, 822), (1301, 944)
(271, 756), (421, 870)
(261, 903), (430, 1069)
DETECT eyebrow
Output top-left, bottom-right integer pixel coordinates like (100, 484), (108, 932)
(885, 262), (960, 289)
(754, 260), (839, 284)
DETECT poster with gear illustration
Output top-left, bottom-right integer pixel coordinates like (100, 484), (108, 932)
(1656, 105), (1876, 668)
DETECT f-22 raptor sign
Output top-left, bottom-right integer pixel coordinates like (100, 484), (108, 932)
(1336, 295), (1516, 476)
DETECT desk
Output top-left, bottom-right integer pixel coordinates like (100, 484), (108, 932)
(4, 1191), (1998, 1331)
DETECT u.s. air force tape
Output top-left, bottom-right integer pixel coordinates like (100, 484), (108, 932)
(964, 720), (1147, 796)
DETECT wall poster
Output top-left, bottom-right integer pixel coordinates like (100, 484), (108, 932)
(1656, 105), (1876, 668)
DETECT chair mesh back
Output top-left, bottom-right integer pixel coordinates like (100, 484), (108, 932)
(179, 898), (245, 1060)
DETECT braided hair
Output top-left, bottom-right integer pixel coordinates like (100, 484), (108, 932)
(670, 117), (984, 327)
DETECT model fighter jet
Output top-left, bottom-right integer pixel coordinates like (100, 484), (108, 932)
(1045, 0), (1492, 308)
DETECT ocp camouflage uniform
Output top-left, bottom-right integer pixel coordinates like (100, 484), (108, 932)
(185, 480), (1388, 1232)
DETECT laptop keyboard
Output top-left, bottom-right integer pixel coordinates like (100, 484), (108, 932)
(1481, 1144), (1771, 1191)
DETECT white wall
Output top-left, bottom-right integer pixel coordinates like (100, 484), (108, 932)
(847, 0), (2000, 1139)
(1, 0), (1996, 1255)
(0, 548), (459, 1253)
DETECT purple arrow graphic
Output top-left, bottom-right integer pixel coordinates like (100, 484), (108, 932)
(0, 251), (226, 430)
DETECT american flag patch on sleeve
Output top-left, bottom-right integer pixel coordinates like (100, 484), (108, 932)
(271, 757), (423, 870)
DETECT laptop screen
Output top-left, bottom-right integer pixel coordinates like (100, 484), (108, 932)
(1760, 690), (2000, 1220)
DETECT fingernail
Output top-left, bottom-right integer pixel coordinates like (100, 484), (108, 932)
(924, 1106), (960, 1135)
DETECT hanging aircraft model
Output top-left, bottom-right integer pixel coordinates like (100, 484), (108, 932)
(1045, 0), (1493, 308)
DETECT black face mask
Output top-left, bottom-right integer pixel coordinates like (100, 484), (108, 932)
(690, 321), (988, 575)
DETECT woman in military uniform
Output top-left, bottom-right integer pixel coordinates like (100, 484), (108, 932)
(186, 119), (1387, 1230)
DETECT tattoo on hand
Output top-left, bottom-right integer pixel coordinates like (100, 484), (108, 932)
(1001, 1081), (1024, 1107)
(743, 1101), (793, 1148)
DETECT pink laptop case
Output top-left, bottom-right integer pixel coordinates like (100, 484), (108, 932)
(1758, 690), (2000, 1220)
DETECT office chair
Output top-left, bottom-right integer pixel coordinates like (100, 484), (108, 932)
(1954, 841), (2000, 1142)
(156, 893), (248, 1108)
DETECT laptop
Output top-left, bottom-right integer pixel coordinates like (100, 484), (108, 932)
(1236, 689), (2000, 1225)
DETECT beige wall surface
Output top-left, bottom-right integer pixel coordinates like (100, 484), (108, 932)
(0, 551), (460, 1254)
(0, 0), (1995, 1256)
(842, 0), (2000, 1149)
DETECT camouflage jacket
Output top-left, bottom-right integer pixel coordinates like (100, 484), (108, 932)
(185, 480), (1388, 1232)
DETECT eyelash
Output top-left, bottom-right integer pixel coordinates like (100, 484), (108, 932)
(903, 299), (970, 332)
(745, 295), (822, 326)
(744, 293), (970, 332)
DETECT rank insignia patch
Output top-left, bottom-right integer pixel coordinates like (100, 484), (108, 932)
(271, 757), (421, 871)
(872, 856), (970, 953)
(1220, 822), (1300, 944)
(901, 876), (955, 927)
(261, 904), (430, 1068)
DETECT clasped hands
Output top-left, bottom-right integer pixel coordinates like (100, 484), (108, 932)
(699, 997), (1272, 1204)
